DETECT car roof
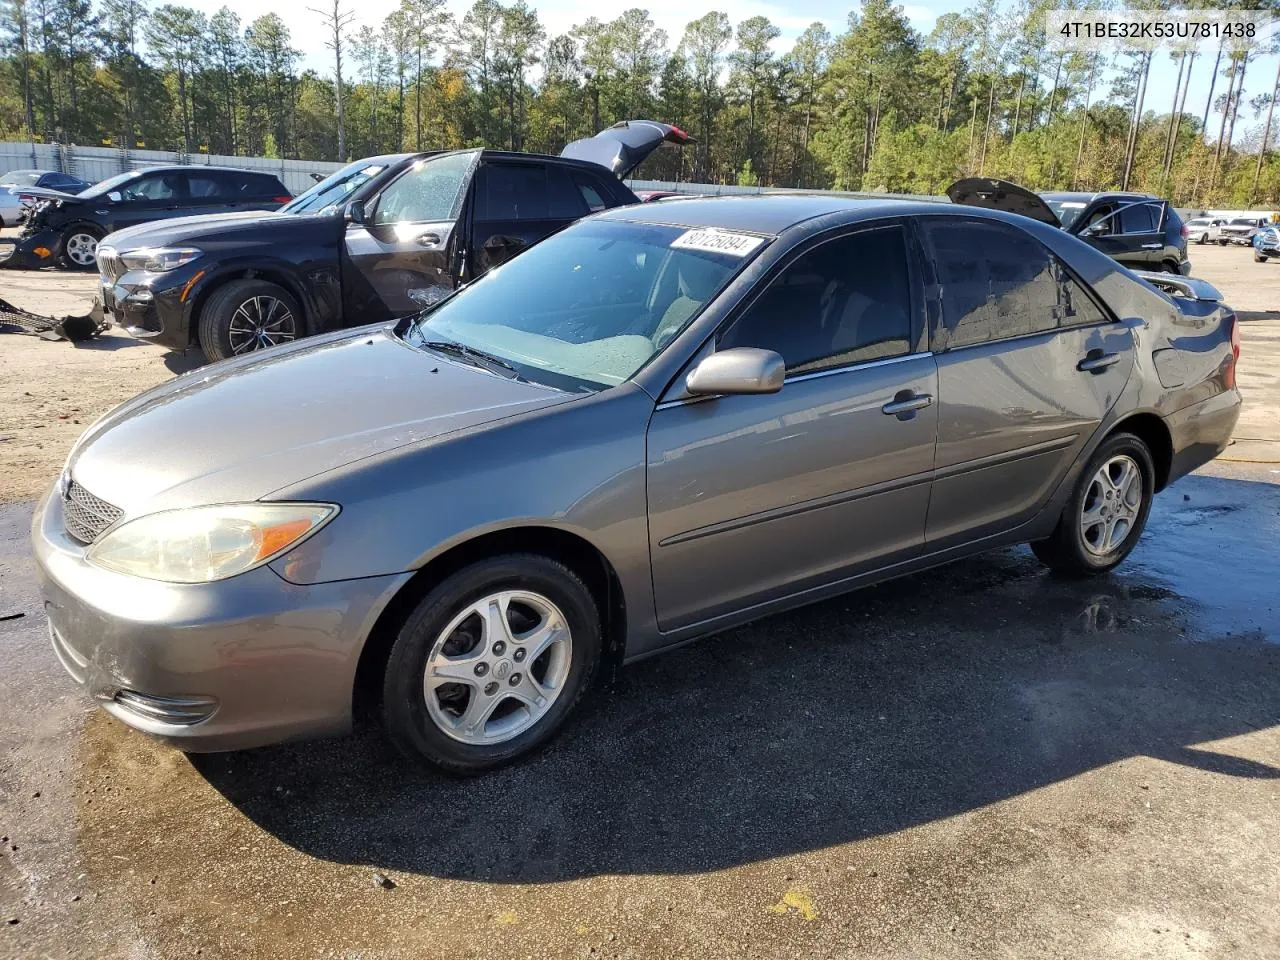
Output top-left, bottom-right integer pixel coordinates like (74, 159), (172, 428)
(125, 165), (289, 176)
(1040, 190), (1158, 202)
(593, 193), (955, 235)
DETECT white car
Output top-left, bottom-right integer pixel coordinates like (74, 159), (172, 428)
(0, 187), (23, 228)
(1185, 216), (1225, 244)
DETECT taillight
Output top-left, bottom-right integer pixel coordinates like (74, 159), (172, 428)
(1180, 223), (1189, 239)
(272, 195), (291, 203)
(1226, 316), (1241, 389)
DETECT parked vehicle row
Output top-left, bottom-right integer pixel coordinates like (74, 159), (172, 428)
(1, 169), (94, 227)
(93, 121), (693, 361)
(1, 165), (293, 271)
(34, 188), (1242, 772)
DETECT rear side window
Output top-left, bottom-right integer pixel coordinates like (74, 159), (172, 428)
(572, 172), (608, 212)
(186, 174), (228, 199)
(546, 166), (588, 218)
(719, 225), (914, 375)
(926, 218), (1107, 348)
(1120, 202), (1159, 233)
(475, 163), (549, 221)
(236, 173), (289, 198)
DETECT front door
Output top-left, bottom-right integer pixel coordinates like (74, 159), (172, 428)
(466, 161), (588, 280)
(1077, 199), (1167, 269)
(344, 150), (480, 319)
(921, 216), (1135, 543)
(647, 223), (938, 631)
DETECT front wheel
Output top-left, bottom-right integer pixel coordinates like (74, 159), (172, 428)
(58, 225), (103, 271)
(197, 278), (303, 362)
(1255, 251), (1268, 262)
(1030, 433), (1155, 576)
(381, 554), (602, 774)
(1197, 234), (1207, 245)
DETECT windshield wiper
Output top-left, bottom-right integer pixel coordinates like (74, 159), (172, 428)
(420, 339), (522, 379)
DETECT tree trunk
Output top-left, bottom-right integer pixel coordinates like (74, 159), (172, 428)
(979, 76), (997, 175)
(1210, 54), (1239, 195)
(1122, 52), (1151, 190)
(1166, 50), (1195, 177)
(800, 81), (813, 186)
(1253, 56), (1280, 203)
(1201, 41), (1223, 138)
(1045, 52), (1065, 124)
(967, 94), (979, 173)
(1162, 51), (1187, 179)
(178, 69), (191, 152)
(415, 47), (423, 150)
(1012, 72), (1025, 139)
(1073, 59), (1097, 188)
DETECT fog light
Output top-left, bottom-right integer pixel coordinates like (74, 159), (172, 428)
(111, 690), (218, 725)
(126, 288), (154, 302)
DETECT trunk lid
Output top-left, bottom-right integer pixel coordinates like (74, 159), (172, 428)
(560, 121), (695, 179)
(946, 177), (1062, 227)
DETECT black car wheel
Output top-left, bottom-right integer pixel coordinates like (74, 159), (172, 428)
(58, 225), (103, 271)
(381, 554), (602, 775)
(1255, 251), (1268, 262)
(1031, 432), (1155, 577)
(198, 279), (303, 363)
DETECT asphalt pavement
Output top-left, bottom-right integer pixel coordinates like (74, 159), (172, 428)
(1, 460), (1277, 959)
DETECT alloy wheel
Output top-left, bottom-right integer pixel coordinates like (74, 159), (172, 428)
(423, 590), (573, 745)
(65, 232), (98, 267)
(227, 296), (297, 354)
(1079, 455), (1143, 556)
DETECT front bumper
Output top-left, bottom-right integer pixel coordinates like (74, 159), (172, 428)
(32, 485), (413, 752)
(0, 226), (61, 269)
(99, 265), (201, 351)
(1223, 233), (1255, 245)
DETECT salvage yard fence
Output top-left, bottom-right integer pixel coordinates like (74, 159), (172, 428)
(0, 140), (1245, 219)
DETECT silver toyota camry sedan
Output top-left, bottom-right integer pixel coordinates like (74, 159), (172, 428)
(33, 195), (1242, 773)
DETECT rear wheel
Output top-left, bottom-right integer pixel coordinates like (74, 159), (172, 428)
(1030, 432), (1155, 577)
(1218, 238), (1229, 246)
(1196, 233), (1207, 244)
(197, 279), (302, 363)
(381, 554), (602, 775)
(1255, 251), (1268, 262)
(58, 225), (102, 271)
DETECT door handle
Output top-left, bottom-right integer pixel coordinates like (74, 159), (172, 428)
(1078, 350), (1121, 373)
(882, 391), (933, 418)
(1141, 242), (1162, 249)
(415, 232), (442, 246)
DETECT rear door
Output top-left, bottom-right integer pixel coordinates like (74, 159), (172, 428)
(646, 222), (938, 629)
(921, 216), (1135, 543)
(184, 171), (240, 217)
(466, 161), (587, 279)
(343, 150), (480, 318)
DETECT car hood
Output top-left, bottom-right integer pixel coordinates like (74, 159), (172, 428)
(946, 177), (1062, 227)
(7, 184), (80, 202)
(103, 210), (301, 249)
(67, 326), (572, 516)
(561, 120), (695, 178)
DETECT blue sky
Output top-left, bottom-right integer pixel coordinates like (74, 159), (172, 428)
(182, 0), (1276, 147)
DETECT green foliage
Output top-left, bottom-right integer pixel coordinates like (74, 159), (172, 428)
(1, 0), (1278, 206)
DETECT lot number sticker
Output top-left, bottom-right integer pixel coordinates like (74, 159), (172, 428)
(671, 229), (765, 257)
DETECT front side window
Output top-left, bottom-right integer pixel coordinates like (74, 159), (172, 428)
(409, 220), (759, 390)
(127, 174), (184, 200)
(372, 151), (477, 226)
(719, 226), (914, 375)
(926, 218), (1106, 349)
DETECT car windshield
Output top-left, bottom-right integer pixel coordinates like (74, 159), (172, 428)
(281, 161), (389, 214)
(1042, 198), (1089, 229)
(1188, 219), (1211, 227)
(1, 170), (42, 186)
(1229, 218), (1256, 226)
(407, 219), (764, 391)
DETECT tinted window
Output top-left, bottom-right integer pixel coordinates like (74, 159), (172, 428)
(1120, 202), (1159, 233)
(241, 173), (288, 197)
(127, 173), (184, 200)
(719, 226), (914, 375)
(572, 172), (607, 212)
(371, 152), (474, 225)
(927, 218), (1107, 347)
(547, 166), (587, 218)
(186, 174), (227, 199)
(475, 164), (549, 221)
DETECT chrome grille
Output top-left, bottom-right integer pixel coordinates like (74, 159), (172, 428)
(63, 479), (123, 544)
(97, 248), (125, 282)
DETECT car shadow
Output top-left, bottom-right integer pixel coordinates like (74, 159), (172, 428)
(188, 476), (1280, 884)
(75, 334), (144, 351)
(162, 350), (206, 375)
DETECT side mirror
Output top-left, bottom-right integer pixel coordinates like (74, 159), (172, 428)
(1083, 221), (1109, 237)
(685, 347), (785, 396)
(345, 199), (367, 225)
(106, 191), (122, 203)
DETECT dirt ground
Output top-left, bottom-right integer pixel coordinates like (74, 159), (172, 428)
(1, 235), (1279, 960)
(2, 238), (1278, 505)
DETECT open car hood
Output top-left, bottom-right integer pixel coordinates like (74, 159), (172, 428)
(560, 121), (695, 179)
(6, 184), (82, 202)
(946, 177), (1061, 227)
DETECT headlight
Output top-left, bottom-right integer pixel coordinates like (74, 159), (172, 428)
(86, 503), (337, 583)
(120, 247), (203, 272)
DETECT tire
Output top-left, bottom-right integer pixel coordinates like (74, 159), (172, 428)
(1030, 432), (1155, 577)
(381, 554), (602, 775)
(197, 278), (303, 363)
(1255, 251), (1268, 263)
(1218, 238), (1228, 246)
(1161, 261), (1181, 274)
(58, 224), (103, 271)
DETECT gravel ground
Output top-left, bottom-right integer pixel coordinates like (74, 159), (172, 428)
(0, 232), (1278, 960)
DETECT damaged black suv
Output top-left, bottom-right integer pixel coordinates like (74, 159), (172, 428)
(95, 121), (692, 362)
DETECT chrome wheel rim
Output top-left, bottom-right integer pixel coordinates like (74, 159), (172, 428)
(66, 232), (98, 266)
(423, 590), (573, 745)
(1080, 455), (1143, 556)
(227, 296), (297, 354)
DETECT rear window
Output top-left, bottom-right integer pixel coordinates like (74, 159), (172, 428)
(1, 170), (43, 187)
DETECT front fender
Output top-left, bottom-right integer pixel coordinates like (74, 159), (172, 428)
(184, 256), (344, 342)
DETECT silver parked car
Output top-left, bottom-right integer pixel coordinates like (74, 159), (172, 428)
(33, 196), (1243, 773)
(1184, 216), (1225, 244)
